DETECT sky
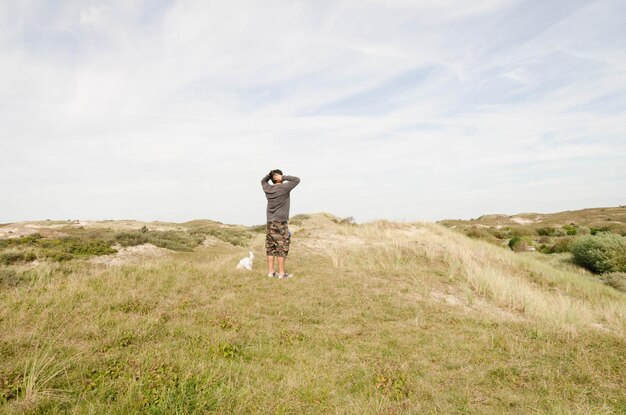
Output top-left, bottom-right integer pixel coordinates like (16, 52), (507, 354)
(1, 0), (625, 226)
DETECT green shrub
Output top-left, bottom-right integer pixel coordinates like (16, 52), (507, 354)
(590, 227), (609, 236)
(42, 250), (74, 262)
(538, 236), (551, 244)
(571, 234), (626, 273)
(59, 238), (116, 256)
(116, 230), (204, 251)
(577, 226), (590, 235)
(553, 237), (577, 253)
(536, 227), (556, 236)
(538, 244), (552, 254)
(0, 269), (31, 288)
(487, 228), (508, 239)
(563, 224), (578, 236)
(601, 272), (626, 293)
(115, 232), (149, 247)
(508, 236), (521, 250)
(204, 228), (253, 247)
(148, 238), (193, 252)
(466, 227), (493, 240)
(0, 233), (43, 249)
(511, 227), (534, 237)
(0, 250), (37, 265)
(36, 237), (116, 261)
(508, 236), (532, 252)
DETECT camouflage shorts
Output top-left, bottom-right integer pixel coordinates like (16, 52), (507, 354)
(266, 221), (291, 257)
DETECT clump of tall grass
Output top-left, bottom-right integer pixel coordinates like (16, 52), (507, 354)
(601, 272), (626, 293)
(0, 250), (37, 265)
(325, 218), (626, 334)
(2, 336), (81, 412)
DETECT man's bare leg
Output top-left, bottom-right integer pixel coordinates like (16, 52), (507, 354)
(277, 256), (286, 275)
(267, 256), (275, 274)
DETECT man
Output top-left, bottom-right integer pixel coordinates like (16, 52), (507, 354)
(261, 169), (300, 279)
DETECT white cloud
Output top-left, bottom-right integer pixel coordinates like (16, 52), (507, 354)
(1, 0), (625, 225)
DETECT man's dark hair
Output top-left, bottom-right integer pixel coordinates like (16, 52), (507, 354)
(269, 169), (283, 184)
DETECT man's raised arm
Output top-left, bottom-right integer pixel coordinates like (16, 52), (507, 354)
(261, 173), (272, 191)
(282, 175), (300, 191)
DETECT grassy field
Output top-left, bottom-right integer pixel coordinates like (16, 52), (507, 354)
(1, 213), (625, 414)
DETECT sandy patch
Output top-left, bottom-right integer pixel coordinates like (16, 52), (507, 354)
(511, 217), (535, 225)
(0, 224), (43, 239)
(299, 233), (366, 250)
(202, 236), (224, 246)
(430, 289), (525, 322)
(430, 290), (465, 306)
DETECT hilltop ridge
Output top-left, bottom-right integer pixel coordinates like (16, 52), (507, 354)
(439, 205), (626, 229)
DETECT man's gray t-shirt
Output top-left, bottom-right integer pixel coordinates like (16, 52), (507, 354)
(261, 174), (300, 222)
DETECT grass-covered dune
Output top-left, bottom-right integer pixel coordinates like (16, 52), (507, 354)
(1, 213), (625, 414)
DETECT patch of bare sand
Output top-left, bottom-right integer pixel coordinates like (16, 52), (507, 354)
(429, 288), (525, 323)
(202, 236), (228, 247)
(0, 223), (43, 238)
(299, 232), (366, 250)
(510, 217), (535, 225)
(89, 243), (172, 266)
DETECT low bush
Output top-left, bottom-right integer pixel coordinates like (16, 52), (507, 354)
(487, 228), (509, 239)
(536, 227), (556, 236)
(590, 227), (609, 236)
(148, 238), (193, 251)
(508, 236), (533, 252)
(553, 237), (577, 253)
(0, 233), (43, 249)
(36, 237), (111, 254)
(554, 228), (567, 237)
(511, 227), (534, 237)
(115, 232), (149, 247)
(204, 228), (253, 247)
(571, 234), (626, 273)
(563, 224), (578, 236)
(42, 250), (75, 262)
(0, 268), (31, 288)
(115, 230), (204, 251)
(466, 227), (493, 240)
(538, 236), (551, 244)
(577, 226), (591, 235)
(0, 250), (37, 265)
(2, 236), (118, 262)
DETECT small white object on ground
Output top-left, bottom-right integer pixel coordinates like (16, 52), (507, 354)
(236, 251), (254, 271)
